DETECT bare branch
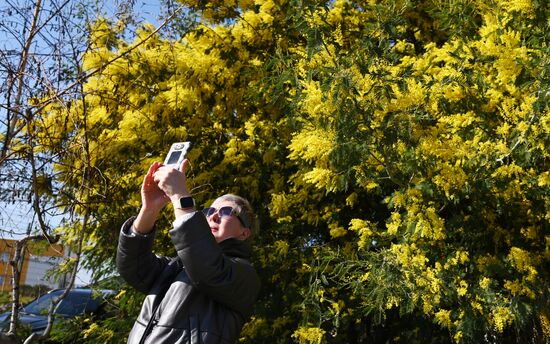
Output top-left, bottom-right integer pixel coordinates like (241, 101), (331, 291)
(35, 3), (186, 112)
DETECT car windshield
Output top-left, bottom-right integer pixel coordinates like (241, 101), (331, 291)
(22, 290), (91, 317)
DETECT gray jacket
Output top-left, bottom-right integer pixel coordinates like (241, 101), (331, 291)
(116, 211), (261, 344)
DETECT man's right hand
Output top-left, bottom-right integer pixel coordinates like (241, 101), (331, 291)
(134, 162), (170, 234)
(142, 161), (170, 212)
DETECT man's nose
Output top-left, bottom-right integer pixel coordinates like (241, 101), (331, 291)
(211, 212), (221, 223)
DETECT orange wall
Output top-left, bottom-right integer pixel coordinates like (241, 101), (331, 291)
(0, 239), (63, 292)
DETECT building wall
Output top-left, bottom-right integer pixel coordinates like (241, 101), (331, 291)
(24, 255), (65, 287)
(0, 239), (64, 292)
(0, 250), (10, 290)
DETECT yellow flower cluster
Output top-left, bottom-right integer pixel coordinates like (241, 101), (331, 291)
(491, 306), (514, 333)
(348, 219), (374, 249)
(292, 326), (326, 344)
(288, 127), (335, 165)
(508, 247), (539, 282)
(435, 309), (453, 328)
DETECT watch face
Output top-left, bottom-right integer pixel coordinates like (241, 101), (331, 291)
(179, 197), (195, 208)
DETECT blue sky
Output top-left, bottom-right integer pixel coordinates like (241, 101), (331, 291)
(0, 0), (168, 286)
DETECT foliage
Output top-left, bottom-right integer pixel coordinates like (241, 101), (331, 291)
(37, 0), (549, 343)
(48, 288), (143, 343)
(0, 286), (43, 312)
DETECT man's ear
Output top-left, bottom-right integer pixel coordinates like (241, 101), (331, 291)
(240, 228), (251, 240)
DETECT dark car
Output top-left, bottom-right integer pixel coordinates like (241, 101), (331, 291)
(0, 288), (113, 334)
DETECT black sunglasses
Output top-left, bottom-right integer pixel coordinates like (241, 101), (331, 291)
(202, 206), (251, 229)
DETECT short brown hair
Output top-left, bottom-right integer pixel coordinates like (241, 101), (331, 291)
(214, 194), (258, 238)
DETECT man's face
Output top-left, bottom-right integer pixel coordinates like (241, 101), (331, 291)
(206, 199), (251, 243)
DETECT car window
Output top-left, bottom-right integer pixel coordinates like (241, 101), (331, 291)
(22, 290), (91, 317)
(56, 292), (90, 316)
(84, 296), (101, 313)
(22, 291), (61, 315)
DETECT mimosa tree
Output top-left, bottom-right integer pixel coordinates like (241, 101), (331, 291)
(39, 0), (549, 343)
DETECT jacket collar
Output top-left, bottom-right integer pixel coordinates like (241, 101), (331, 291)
(219, 238), (252, 259)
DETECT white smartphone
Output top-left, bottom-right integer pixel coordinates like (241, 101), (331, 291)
(163, 142), (191, 167)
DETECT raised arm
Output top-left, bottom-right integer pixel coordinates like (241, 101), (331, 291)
(116, 162), (171, 293)
(150, 160), (260, 315)
(116, 218), (170, 293)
